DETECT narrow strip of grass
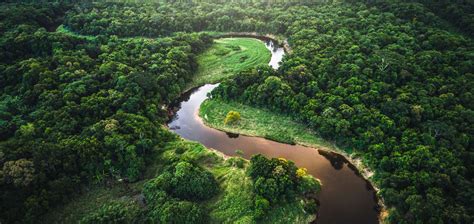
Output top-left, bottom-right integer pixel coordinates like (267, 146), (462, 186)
(191, 38), (271, 87)
(200, 98), (336, 149)
(55, 25), (97, 40)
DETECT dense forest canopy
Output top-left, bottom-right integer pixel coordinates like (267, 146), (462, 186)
(0, 0), (473, 223)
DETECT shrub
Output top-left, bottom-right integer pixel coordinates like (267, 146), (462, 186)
(248, 154), (319, 203)
(175, 147), (186, 154)
(264, 133), (295, 145)
(149, 200), (206, 224)
(303, 198), (318, 213)
(254, 177), (279, 203)
(142, 162), (219, 203)
(226, 157), (246, 168)
(143, 179), (169, 207)
(254, 196), (270, 218)
(80, 200), (141, 224)
(247, 155), (273, 180)
(171, 162), (219, 201)
(297, 175), (321, 195)
(143, 172), (174, 194)
(224, 111), (241, 125)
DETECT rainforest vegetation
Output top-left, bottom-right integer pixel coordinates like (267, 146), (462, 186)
(0, 0), (473, 223)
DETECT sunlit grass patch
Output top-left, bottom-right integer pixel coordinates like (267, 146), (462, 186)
(191, 38), (271, 87)
(200, 98), (333, 149)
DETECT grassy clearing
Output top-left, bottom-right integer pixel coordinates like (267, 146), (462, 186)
(200, 98), (336, 149)
(191, 38), (271, 87)
(207, 164), (256, 223)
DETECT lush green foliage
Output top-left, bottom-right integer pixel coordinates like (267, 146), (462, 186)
(142, 141), (317, 224)
(210, 2), (474, 223)
(249, 155), (319, 200)
(142, 161), (214, 223)
(144, 161), (219, 201)
(63, 2), (284, 37)
(0, 2), (211, 222)
(79, 200), (141, 224)
(248, 155), (320, 218)
(150, 200), (206, 224)
(64, 1), (474, 38)
(1, 0), (472, 223)
(42, 138), (318, 223)
(377, 0), (474, 36)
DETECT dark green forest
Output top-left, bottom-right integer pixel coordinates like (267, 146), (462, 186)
(0, 0), (473, 223)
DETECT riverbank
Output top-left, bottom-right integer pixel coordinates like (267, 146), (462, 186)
(199, 98), (387, 221)
(200, 99), (330, 147)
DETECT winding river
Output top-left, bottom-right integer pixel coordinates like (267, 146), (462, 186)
(168, 39), (379, 224)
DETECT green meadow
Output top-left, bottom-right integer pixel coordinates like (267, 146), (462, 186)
(200, 98), (335, 149)
(191, 38), (271, 87)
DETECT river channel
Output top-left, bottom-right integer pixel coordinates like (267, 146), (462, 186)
(168, 38), (380, 224)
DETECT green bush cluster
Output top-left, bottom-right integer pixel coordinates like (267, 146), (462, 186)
(149, 200), (205, 224)
(224, 111), (241, 125)
(143, 161), (219, 201)
(141, 161), (218, 223)
(248, 155), (320, 218)
(80, 200), (141, 224)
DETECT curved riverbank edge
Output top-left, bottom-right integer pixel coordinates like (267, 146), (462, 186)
(213, 32), (292, 54)
(196, 98), (388, 223)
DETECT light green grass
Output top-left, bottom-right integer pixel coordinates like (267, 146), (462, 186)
(191, 38), (271, 87)
(200, 98), (336, 149)
(207, 164), (256, 223)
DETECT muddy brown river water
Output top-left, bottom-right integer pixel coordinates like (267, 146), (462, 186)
(168, 39), (380, 224)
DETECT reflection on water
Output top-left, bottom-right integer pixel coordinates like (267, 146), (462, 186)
(318, 150), (345, 170)
(225, 132), (240, 138)
(167, 39), (379, 224)
(263, 39), (285, 69)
